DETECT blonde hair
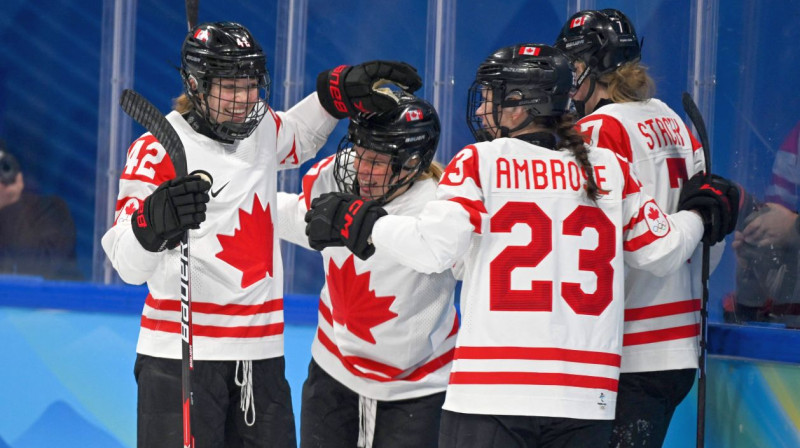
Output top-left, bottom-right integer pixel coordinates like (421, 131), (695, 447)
(173, 93), (193, 113)
(599, 62), (655, 103)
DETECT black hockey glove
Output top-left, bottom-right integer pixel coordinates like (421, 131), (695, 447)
(316, 60), (422, 119)
(678, 173), (740, 245)
(305, 192), (387, 260)
(131, 173), (211, 252)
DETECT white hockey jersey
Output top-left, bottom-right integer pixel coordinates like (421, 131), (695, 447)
(277, 154), (458, 401)
(577, 99), (706, 372)
(370, 137), (704, 419)
(102, 93), (337, 361)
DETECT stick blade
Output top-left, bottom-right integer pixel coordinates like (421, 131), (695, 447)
(186, 0), (199, 31)
(119, 89), (188, 177)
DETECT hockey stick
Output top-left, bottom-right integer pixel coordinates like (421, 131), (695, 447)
(185, 0), (199, 31)
(681, 92), (711, 448)
(120, 89), (209, 448)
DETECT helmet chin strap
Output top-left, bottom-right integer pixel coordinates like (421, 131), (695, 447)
(573, 76), (597, 118)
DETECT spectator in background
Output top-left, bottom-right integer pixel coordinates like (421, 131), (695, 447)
(0, 140), (82, 280)
(728, 121), (800, 327)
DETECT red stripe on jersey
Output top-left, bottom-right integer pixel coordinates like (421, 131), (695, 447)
(317, 327), (453, 382)
(578, 114), (634, 162)
(279, 139), (299, 166)
(140, 316), (284, 338)
(447, 197), (486, 234)
(269, 107), (282, 135)
(121, 134), (177, 185)
(687, 127), (702, 153)
(318, 298), (334, 326)
(623, 228), (662, 252)
(302, 155), (336, 209)
(622, 206), (647, 232)
(145, 294), (284, 316)
(623, 323), (699, 346)
(448, 314), (459, 337)
(616, 155), (641, 199)
(454, 346), (621, 367)
(449, 371), (618, 392)
(625, 299), (700, 321)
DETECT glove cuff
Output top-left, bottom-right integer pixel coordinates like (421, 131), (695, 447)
(131, 208), (169, 252)
(316, 67), (350, 119)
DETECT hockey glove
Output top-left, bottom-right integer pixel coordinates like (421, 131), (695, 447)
(316, 60), (423, 119)
(131, 173), (211, 252)
(678, 173), (740, 245)
(305, 192), (387, 260)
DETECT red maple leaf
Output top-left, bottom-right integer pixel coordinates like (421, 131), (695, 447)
(326, 256), (398, 344)
(124, 202), (137, 215)
(216, 194), (274, 288)
(647, 206), (661, 221)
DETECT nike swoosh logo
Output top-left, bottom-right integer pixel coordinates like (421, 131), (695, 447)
(210, 181), (230, 198)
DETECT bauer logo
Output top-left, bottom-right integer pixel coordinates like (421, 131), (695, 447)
(644, 202), (669, 236)
(405, 109), (423, 122)
(518, 46), (540, 56)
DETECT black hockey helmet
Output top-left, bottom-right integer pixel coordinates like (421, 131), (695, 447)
(555, 9), (640, 79)
(181, 22), (270, 141)
(334, 92), (440, 204)
(467, 43), (573, 141)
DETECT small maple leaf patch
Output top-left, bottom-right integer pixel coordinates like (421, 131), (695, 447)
(643, 202), (669, 237)
(216, 194), (274, 288)
(326, 256), (398, 344)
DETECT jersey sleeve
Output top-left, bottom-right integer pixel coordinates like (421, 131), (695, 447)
(101, 133), (175, 284)
(617, 156), (705, 276)
(372, 146), (484, 274)
(276, 155), (337, 249)
(273, 92), (339, 170)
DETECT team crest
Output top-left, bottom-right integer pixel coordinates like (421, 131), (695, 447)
(405, 108), (423, 122)
(194, 28), (210, 42)
(643, 202), (669, 236)
(518, 46), (540, 56)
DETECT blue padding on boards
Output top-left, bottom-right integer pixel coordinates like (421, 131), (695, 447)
(0, 276), (318, 325)
(708, 323), (800, 364)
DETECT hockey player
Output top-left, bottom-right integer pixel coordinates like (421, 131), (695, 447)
(304, 43), (739, 447)
(555, 9), (724, 447)
(279, 93), (457, 448)
(101, 21), (422, 447)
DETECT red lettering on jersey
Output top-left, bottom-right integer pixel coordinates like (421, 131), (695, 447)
(646, 119), (663, 147)
(568, 161), (581, 190)
(532, 160), (548, 189)
(593, 165), (608, 191)
(497, 158), (511, 188)
(638, 122), (655, 149)
(513, 159), (530, 189)
(550, 160), (566, 190)
(655, 118), (673, 145)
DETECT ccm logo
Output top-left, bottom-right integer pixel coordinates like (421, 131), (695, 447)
(340, 199), (364, 239)
(328, 65), (349, 114)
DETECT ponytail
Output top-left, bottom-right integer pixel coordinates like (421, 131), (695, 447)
(553, 114), (600, 201)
